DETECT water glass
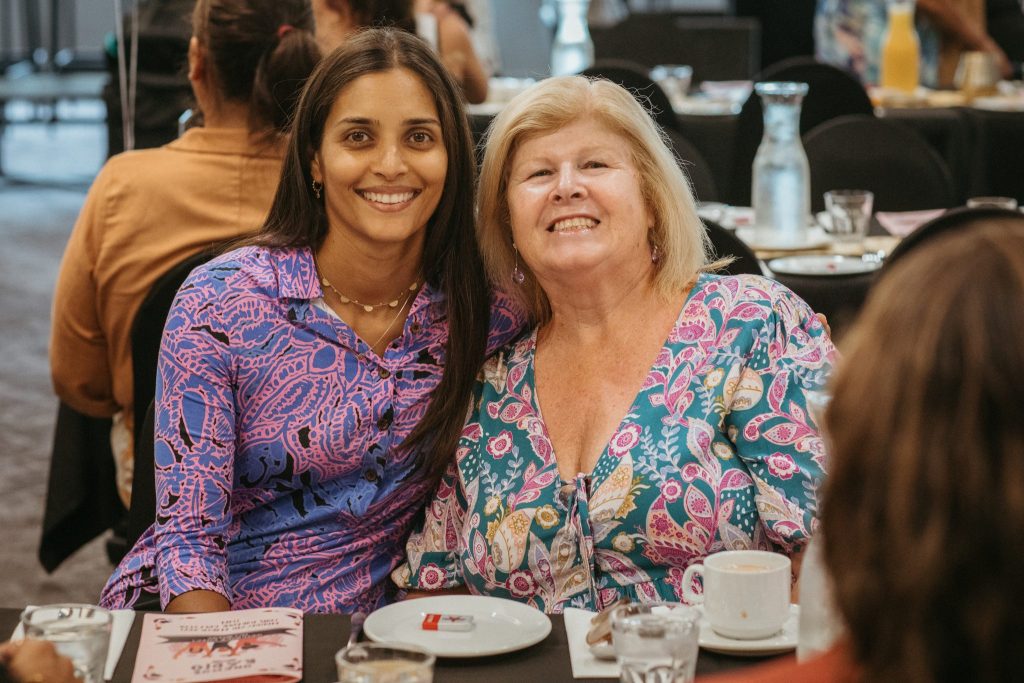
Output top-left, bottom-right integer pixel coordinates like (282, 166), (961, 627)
(824, 189), (874, 243)
(20, 604), (111, 683)
(611, 602), (699, 683)
(966, 196), (1018, 210)
(650, 65), (693, 108)
(336, 643), (435, 683)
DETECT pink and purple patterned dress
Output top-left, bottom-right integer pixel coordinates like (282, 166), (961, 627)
(99, 246), (520, 613)
(394, 274), (836, 613)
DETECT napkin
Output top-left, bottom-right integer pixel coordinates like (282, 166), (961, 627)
(11, 607), (136, 681)
(875, 209), (945, 237)
(563, 607), (619, 679)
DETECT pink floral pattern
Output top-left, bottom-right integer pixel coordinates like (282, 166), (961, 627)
(395, 274), (835, 613)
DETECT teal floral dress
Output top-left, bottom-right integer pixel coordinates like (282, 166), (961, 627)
(394, 274), (836, 613)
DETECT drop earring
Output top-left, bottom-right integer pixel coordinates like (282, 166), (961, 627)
(651, 244), (661, 264)
(512, 244), (526, 285)
(312, 179), (322, 199)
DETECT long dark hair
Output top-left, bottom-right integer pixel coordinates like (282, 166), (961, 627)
(192, 0), (320, 135)
(257, 28), (489, 482)
(822, 218), (1024, 682)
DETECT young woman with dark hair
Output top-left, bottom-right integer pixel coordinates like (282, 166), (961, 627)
(51, 0), (320, 510)
(99, 28), (521, 614)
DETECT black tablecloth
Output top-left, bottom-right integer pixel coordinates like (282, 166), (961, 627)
(0, 608), (778, 682)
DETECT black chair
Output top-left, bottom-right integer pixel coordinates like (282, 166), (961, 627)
(702, 219), (763, 276)
(126, 399), (157, 549)
(727, 59), (875, 206)
(589, 14), (761, 83)
(581, 60), (679, 133)
(884, 206), (1024, 270)
(666, 129), (718, 203)
(99, 247), (219, 563)
(804, 115), (957, 213)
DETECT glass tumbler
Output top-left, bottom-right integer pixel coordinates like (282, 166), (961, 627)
(611, 602), (700, 683)
(336, 643), (435, 683)
(20, 604), (112, 683)
(824, 189), (874, 243)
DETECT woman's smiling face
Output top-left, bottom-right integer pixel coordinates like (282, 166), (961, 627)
(311, 67), (447, 252)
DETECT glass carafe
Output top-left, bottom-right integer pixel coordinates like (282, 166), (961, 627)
(880, 0), (920, 92)
(550, 0), (594, 76)
(752, 82), (811, 247)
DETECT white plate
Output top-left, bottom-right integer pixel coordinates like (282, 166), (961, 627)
(768, 254), (881, 277)
(364, 595), (552, 658)
(696, 204), (754, 230)
(698, 604), (799, 657)
(736, 226), (830, 251)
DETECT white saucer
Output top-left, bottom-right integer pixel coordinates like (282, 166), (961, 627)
(363, 595), (551, 658)
(768, 254), (881, 277)
(698, 604), (799, 657)
(736, 227), (830, 251)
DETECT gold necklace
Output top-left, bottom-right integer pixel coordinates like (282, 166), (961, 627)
(369, 287), (415, 352)
(314, 253), (419, 312)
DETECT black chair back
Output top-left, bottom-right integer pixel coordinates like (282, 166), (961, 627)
(728, 59), (874, 206)
(804, 115), (957, 213)
(126, 400), (157, 549)
(884, 206), (1024, 269)
(590, 15), (761, 83)
(581, 60), (679, 133)
(130, 248), (219, 454)
(703, 219), (763, 276)
(666, 129), (718, 203)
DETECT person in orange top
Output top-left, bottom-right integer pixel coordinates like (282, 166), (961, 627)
(703, 214), (1024, 682)
(49, 0), (320, 507)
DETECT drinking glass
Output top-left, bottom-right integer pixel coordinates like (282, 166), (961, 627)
(650, 65), (693, 109)
(336, 643), (435, 683)
(824, 190), (874, 243)
(797, 536), (845, 661)
(20, 604), (111, 683)
(966, 196), (1018, 210)
(611, 602), (699, 683)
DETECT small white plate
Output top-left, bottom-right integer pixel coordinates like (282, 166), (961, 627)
(364, 595), (552, 658)
(697, 204), (755, 230)
(698, 604), (799, 657)
(768, 254), (881, 277)
(736, 226), (830, 251)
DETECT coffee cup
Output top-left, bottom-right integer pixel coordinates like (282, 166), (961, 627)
(681, 550), (791, 640)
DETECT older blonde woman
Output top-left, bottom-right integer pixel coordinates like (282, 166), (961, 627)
(394, 76), (836, 612)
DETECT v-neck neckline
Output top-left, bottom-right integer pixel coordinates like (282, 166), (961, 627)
(526, 274), (706, 485)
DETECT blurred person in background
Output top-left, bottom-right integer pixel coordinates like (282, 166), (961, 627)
(705, 216), (1024, 682)
(0, 640), (77, 683)
(814, 0), (1012, 88)
(312, 0), (488, 101)
(50, 0), (320, 510)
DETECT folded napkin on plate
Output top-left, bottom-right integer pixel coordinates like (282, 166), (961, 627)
(563, 607), (619, 679)
(875, 209), (945, 237)
(11, 607), (136, 681)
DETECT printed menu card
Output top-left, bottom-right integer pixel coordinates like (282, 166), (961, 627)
(130, 607), (302, 683)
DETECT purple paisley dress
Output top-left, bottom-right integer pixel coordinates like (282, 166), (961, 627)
(99, 246), (520, 613)
(394, 274), (836, 613)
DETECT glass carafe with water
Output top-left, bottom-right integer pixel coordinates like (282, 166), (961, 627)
(752, 82), (811, 248)
(550, 0), (594, 76)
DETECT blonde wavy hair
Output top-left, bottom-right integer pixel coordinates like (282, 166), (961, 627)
(476, 76), (712, 325)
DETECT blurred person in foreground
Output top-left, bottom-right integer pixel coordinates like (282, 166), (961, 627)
(50, 0), (320, 508)
(705, 214), (1024, 681)
(99, 28), (519, 614)
(393, 76), (836, 612)
(312, 0), (487, 102)
(0, 640), (77, 683)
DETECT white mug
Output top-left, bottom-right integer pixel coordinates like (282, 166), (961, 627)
(682, 550), (791, 640)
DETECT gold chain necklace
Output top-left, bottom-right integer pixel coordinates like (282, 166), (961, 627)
(368, 287), (415, 352)
(314, 253), (419, 313)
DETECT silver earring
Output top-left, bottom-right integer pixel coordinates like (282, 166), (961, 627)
(651, 244), (661, 264)
(512, 244), (526, 285)
(312, 179), (322, 199)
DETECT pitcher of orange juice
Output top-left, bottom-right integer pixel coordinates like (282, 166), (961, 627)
(880, 0), (920, 93)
